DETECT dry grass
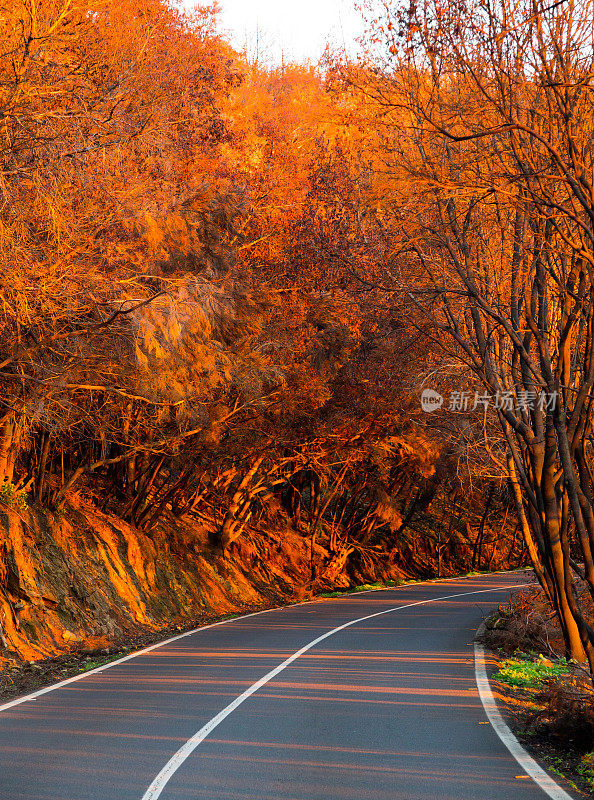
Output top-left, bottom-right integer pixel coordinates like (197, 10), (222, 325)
(533, 676), (594, 752)
(484, 586), (566, 657)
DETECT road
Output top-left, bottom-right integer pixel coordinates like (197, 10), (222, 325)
(0, 572), (570, 800)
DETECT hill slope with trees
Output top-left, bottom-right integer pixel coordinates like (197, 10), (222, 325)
(1, 0), (579, 669)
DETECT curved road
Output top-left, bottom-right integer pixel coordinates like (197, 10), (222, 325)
(0, 572), (571, 800)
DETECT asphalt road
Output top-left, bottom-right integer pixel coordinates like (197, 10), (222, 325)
(0, 572), (565, 800)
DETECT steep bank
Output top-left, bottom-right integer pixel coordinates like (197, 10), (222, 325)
(0, 497), (412, 670)
(0, 499), (310, 666)
(0, 486), (519, 674)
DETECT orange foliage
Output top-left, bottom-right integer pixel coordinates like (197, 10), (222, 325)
(0, 2), (513, 620)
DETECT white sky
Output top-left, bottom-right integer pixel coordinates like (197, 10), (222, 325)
(216, 0), (365, 65)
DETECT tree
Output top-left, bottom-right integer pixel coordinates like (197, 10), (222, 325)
(361, 0), (594, 668)
(0, 1), (242, 493)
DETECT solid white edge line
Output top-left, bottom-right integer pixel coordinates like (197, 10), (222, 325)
(141, 583), (528, 800)
(0, 580), (450, 713)
(474, 623), (577, 800)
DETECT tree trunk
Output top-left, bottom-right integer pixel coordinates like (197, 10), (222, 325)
(35, 432), (51, 504)
(472, 482), (495, 570)
(0, 415), (16, 483)
(217, 456), (264, 551)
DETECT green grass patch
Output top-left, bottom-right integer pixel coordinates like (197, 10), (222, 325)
(493, 654), (570, 687)
(319, 580), (399, 598)
(75, 649), (132, 673)
(353, 582), (385, 592)
(577, 752), (594, 789)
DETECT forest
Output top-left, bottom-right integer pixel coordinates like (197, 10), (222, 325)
(0, 0), (593, 682)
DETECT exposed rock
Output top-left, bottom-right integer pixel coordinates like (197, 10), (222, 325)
(0, 497), (314, 665)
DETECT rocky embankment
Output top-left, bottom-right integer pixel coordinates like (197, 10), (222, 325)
(0, 498), (321, 667)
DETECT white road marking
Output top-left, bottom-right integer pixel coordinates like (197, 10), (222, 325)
(0, 581), (436, 714)
(141, 583), (528, 800)
(0, 569), (525, 714)
(0, 608), (278, 714)
(474, 624), (576, 800)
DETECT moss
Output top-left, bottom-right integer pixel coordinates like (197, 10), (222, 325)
(54, 602), (78, 627)
(19, 621), (39, 642)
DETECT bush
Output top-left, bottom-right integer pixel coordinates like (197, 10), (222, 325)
(537, 676), (594, 752)
(484, 588), (565, 656)
(577, 752), (594, 789)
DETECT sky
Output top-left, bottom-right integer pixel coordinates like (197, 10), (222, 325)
(217, 0), (366, 65)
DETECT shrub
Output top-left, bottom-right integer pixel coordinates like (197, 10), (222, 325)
(577, 752), (594, 788)
(538, 677), (594, 752)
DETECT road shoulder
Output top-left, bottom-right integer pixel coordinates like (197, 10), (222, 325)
(475, 621), (592, 798)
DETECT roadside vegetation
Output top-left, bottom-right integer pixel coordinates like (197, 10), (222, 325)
(485, 588), (594, 794)
(493, 656), (571, 689)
